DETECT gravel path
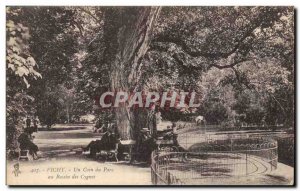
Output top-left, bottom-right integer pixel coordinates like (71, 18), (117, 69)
(7, 123), (294, 185)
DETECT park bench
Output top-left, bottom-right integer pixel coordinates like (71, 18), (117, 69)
(156, 139), (180, 152)
(96, 142), (120, 162)
(96, 139), (136, 162)
(82, 139), (136, 162)
(120, 140), (136, 161)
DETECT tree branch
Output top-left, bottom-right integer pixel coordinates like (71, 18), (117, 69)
(210, 58), (249, 70)
(78, 7), (101, 22)
(152, 14), (264, 59)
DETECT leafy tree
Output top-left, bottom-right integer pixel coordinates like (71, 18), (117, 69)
(6, 7), (41, 149)
(148, 7), (294, 127)
(11, 7), (79, 127)
(83, 6), (294, 137)
(6, 6), (294, 152)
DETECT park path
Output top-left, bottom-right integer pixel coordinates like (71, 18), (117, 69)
(7, 123), (293, 185)
(7, 124), (151, 185)
(34, 124), (99, 152)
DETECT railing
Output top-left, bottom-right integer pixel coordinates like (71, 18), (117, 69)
(151, 138), (278, 185)
(151, 151), (185, 185)
(177, 123), (287, 133)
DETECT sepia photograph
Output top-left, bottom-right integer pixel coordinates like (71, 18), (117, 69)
(5, 6), (295, 186)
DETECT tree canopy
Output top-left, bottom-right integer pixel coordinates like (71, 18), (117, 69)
(6, 6), (294, 149)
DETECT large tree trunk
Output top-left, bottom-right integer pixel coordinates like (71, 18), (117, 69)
(102, 7), (160, 140)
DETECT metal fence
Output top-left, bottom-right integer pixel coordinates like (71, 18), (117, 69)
(177, 123), (286, 131)
(151, 138), (278, 185)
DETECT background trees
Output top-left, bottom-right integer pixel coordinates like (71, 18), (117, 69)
(6, 6), (294, 149)
(145, 7), (294, 127)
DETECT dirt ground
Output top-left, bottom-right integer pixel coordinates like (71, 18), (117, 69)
(7, 124), (151, 185)
(6, 123), (294, 185)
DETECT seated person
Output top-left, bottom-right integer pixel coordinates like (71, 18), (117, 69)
(84, 123), (118, 158)
(93, 119), (103, 133)
(18, 127), (39, 159)
(162, 123), (185, 151)
(93, 124), (107, 133)
(136, 129), (157, 163)
(161, 123), (177, 140)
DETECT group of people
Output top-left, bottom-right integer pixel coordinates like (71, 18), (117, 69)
(85, 120), (159, 162)
(84, 123), (119, 158)
(18, 117), (39, 160)
(25, 116), (39, 132)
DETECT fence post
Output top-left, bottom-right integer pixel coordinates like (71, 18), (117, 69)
(270, 148), (273, 171)
(246, 152), (248, 175)
(151, 152), (154, 184)
(152, 151), (158, 185)
(156, 163), (158, 184)
(167, 172), (171, 185)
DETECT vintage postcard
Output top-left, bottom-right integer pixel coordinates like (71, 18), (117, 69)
(6, 6), (294, 186)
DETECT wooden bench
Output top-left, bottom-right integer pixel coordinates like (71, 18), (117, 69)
(120, 140), (136, 161)
(84, 140), (137, 162)
(156, 139), (179, 152)
(96, 142), (119, 162)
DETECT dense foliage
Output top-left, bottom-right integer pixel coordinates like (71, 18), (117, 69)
(6, 7), (294, 149)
